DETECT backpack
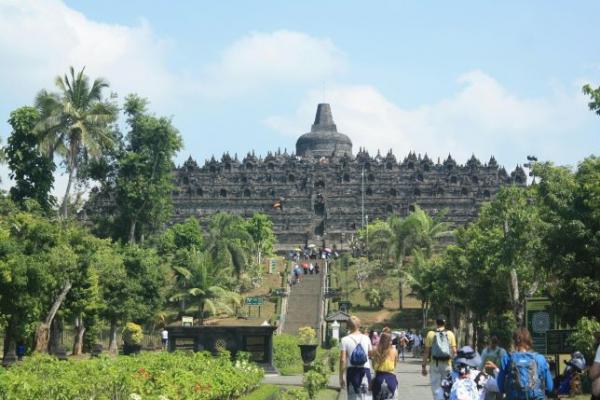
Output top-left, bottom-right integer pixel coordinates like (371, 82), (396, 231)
(431, 330), (452, 360)
(349, 336), (368, 366)
(506, 352), (542, 399)
(450, 378), (479, 400)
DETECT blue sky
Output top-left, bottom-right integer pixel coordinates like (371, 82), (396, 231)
(0, 0), (598, 194)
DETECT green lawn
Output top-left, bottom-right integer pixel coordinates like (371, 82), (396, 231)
(241, 385), (338, 400)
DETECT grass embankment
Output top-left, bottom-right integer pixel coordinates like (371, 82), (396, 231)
(208, 257), (287, 326)
(329, 259), (420, 330)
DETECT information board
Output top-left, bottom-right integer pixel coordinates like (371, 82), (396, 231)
(245, 296), (264, 306)
(525, 297), (555, 354)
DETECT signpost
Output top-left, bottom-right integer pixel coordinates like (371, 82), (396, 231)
(245, 296), (264, 318)
(525, 297), (556, 355)
(269, 259), (278, 274)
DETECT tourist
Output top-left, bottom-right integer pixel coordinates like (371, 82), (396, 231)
(161, 327), (169, 350)
(589, 333), (600, 400)
(315, 262), (320, 274)
(497, 327), (553, 400)
(422, 315), (457, 399)
(370, 332), (398, 399)
(16, 342), (25, 361)
(340, 315), (373, 400)
(309, 263), (314, 274)
(412, 332), (422, 358)
(440, 345), (500, 400)
(399, 332), (409, 362)
(479, 336), (507, 381)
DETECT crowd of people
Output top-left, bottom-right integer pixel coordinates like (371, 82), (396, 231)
(337, 314), (570, 400)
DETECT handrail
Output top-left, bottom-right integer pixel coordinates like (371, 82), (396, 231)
(276, 262), (291, 334)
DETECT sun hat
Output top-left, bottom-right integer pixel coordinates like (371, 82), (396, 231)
(454, 346), (482, 368)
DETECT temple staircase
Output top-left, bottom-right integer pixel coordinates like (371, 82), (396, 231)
(282, 264), (323, 336)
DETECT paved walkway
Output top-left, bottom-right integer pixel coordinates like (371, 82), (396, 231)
(263, 358), (432, 400)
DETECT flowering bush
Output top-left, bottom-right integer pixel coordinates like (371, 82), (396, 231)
(0, 351), (263, 399)
(122, 322), (144, 346)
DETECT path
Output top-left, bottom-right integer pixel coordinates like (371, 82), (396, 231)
(282, 269), (322, 335)
(263, 359), (432, 400)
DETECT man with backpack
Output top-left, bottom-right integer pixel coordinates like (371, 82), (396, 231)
(497, 327), (553, 400)
(422, 315), (457, 399)
(340, 315), (373, 400)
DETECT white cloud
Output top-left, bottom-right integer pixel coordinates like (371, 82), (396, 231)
(197, 30), (345, 97)
(265, 71), (597, 169)
(0, 0), (175, 106)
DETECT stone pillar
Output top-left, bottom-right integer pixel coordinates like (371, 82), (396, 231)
(331, 321), (340, 341)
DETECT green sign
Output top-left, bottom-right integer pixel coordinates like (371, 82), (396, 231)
(269, 259), (278, 274)
(525, 297), (555, 354)
(245, 297), (264, 306)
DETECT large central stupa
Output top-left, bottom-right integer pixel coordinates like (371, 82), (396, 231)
(295, 103), (353, 158)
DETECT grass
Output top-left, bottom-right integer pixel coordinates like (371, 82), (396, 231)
(240, 384), (280, 400)
(208, 257), (288, 326)
(328, 258), (422, 330)
(241, 385), (339, 400)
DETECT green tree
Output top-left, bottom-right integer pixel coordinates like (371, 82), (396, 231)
(115, 94), (182, 243)
(5, 107), (55, 210)
(158, 217), (204, 256)
(205, 212), (254, 278)
(583, 84), (600, 116)
(389, 206), (451, 308)
(99, 244), (165, 353)
(169, 250), (241, 324)
(35, 66), (117, 218)
(533, 158), (600, 323)
(245, 213), (275, 265)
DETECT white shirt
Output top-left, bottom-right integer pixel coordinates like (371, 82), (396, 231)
(595, 345), (600, 363)
(340, 333), (372, 369)
(161, 329), (168, 340)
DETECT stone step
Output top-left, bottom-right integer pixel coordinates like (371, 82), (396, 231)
(282, 267), (322, 336)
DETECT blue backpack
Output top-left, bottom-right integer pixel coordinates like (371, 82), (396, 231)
(506, 352), (543, 399)
(349, 336), (368, 366)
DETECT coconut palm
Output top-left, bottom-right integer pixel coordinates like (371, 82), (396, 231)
(204, 212), (254, 278)
(169, 250), (241, 324)
(388, 206), (453, 308)
(35, 66), (117, 218)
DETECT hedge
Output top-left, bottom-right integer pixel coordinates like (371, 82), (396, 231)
(0, 351), (263, 400)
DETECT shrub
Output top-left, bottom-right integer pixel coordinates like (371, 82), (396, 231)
(273, 334), (302, 374)
(568, 317), (600, 364)
(241, 384), (280, 400)
(303, 363), (328, 399)
(0, 351), (264, 399)
(298, 326), (317, 345)
(278, 387), (309, 400)
(122, 322), (144, 346)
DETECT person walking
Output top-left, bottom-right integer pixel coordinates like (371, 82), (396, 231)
(497, 327), (553, 400)
(161, 327), (169, 350)
(399, 333), (409, 362)
(340, 315), (373, 400)
(479, 336), (506, 399)
(422, 315), (457, 399)
(370, 332), (398, 400)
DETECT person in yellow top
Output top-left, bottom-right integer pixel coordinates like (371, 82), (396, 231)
(421, 315), (457, 400)
(370, 332), (398, 399)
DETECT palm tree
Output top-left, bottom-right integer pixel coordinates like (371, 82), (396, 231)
(169, 250), (241, 324)
(402, 249), (437, 328)
(204, 212), (254, 278)
(35, 66), (117, 218)
(388, 206), (452, 308)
